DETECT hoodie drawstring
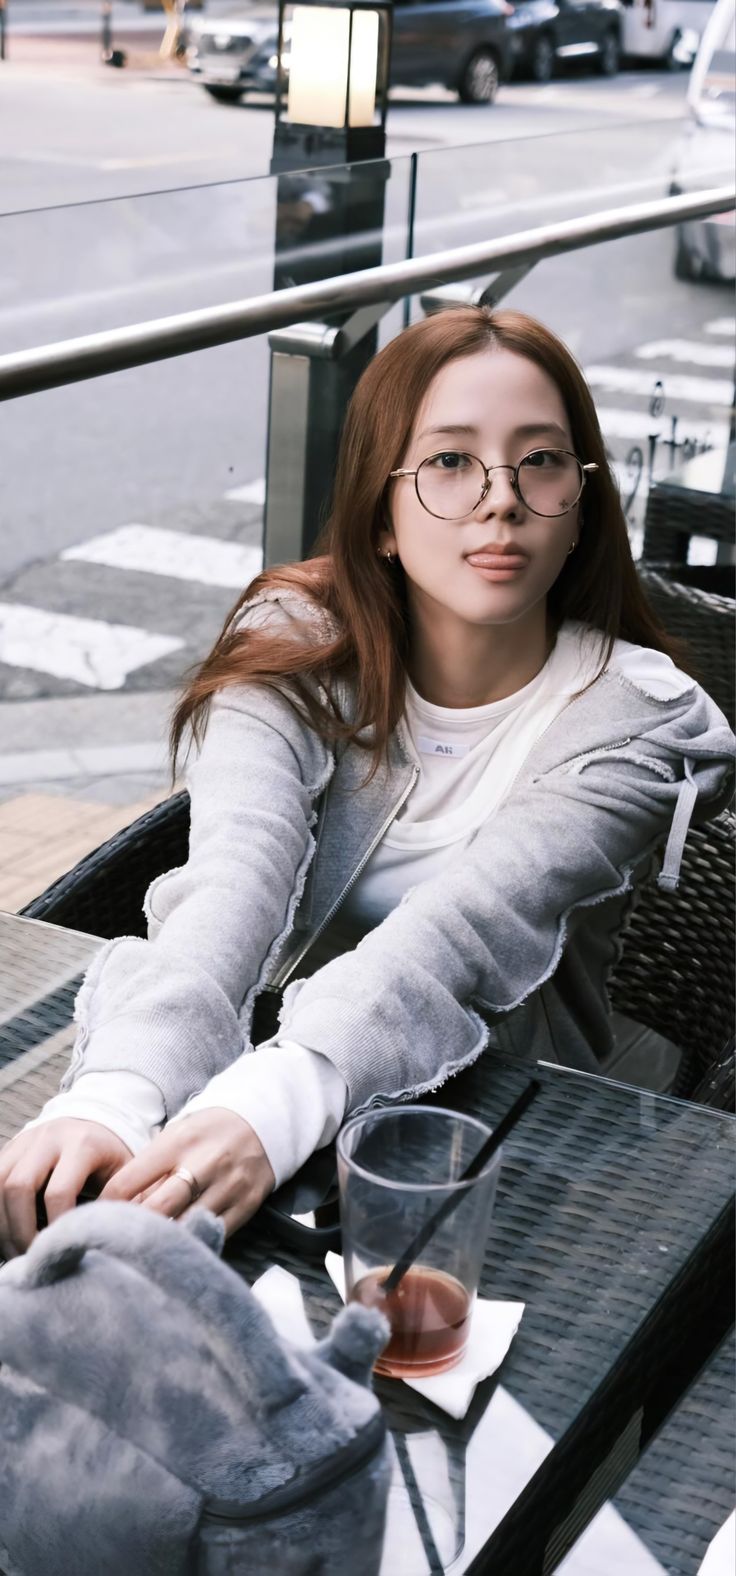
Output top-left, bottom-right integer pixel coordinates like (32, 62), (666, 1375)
(658, 759), (699, 892)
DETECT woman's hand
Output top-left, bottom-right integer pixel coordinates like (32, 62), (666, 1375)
(0, 1120), (133, 1259)
(100, 1109), (276, 1237)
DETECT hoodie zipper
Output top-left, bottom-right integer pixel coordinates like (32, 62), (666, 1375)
(201, 1409), (387, 1527)
(267, 764), (419, 991)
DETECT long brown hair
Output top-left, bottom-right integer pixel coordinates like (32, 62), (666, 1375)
(171, 306), (685, 772)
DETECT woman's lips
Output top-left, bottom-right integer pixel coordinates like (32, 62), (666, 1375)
(465, 552), (529, 580)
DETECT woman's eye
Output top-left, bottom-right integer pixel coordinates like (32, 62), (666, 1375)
(522, 449), (564, 469)
(428, 451), (469, 471)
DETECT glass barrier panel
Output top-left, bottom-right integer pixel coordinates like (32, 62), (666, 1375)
(0, 155), (414, 900)
(409, 120), (735, 550)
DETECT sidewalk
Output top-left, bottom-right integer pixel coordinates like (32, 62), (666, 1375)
(1, 30), (191, 80)
(0, 0), (255, 78)
(0, 689), (177, 915)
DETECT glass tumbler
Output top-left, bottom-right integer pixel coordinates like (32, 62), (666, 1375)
(337, 1106), (501, 1379)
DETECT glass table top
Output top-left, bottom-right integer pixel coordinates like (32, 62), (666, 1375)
(236, 1057), (733, 1575)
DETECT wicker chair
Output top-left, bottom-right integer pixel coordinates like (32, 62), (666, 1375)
(21, 791), (191, 942)
(638, 567), (735, 729)
(21, 792), (735, 1110)
(642, 454), (735, 569)
(607, 811), (735, 1108)
(641, 562), (735, 598)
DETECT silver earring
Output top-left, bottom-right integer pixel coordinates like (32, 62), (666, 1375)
(567, 541), (577, 556)
(378, 548), (395, 564)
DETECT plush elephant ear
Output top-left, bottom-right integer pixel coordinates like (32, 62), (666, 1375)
(317, 1304), (390, 1386)
(19, 1239), (87, 1288)
(182, 1210), (225, 1257)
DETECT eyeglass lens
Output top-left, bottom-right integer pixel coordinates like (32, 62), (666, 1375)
(416, 450), (584, 520)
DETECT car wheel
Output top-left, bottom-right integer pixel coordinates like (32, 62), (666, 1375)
(674, 228), (707, 282)
(597, 31), (619, 74)
(458, 48), (500, 104)
(204, 85), (243, 103)
(530, 34), (555, 83)
(664, 30), (685, 70)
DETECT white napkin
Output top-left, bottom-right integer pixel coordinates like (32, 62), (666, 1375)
(698, 1513), (736, 1576)
(252, 1264), (317, 1348)
(325, 1252), (524, 1420)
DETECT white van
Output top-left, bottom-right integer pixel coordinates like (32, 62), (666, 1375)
(620, 0), (714, 66)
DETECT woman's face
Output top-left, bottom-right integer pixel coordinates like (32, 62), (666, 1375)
(382, 347), (582, 633)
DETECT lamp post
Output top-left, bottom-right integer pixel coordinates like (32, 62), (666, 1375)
(272, 0), (391, 174)
(263, 0), (393, 565)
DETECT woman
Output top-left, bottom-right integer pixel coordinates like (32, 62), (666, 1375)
(1, 306), (733, 1258)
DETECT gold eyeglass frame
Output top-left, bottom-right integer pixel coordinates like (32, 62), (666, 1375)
(389, 447), (599, 521)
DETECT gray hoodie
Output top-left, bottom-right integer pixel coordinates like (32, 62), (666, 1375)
(62, 589), (735, 1118)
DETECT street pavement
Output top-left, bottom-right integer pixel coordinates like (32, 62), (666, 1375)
(0, 28), (733, 910)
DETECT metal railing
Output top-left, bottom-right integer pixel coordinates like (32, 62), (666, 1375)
(0, 187), (732, 402)
(2, 182), (733, 561)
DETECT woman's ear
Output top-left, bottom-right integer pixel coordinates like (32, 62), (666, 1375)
(376, 528), (398, 561)
(566, 507), (583, 556)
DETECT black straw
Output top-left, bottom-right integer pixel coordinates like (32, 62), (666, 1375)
(382, 1079), (540, 1294)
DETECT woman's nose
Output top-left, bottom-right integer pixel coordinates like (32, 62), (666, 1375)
(476, 467), (523, 519)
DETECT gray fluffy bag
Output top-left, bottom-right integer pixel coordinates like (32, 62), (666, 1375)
(0, 1201), (391, 1576)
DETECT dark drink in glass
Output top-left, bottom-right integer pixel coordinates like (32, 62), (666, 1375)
(337, 1107), (501, 1381)
(351, 1265), (472, 1377)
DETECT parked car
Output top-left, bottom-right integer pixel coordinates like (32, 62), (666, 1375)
(670, 0), (735, 279)
(141, 0), (204, 9)
(505, 0), (624, 80)
(187, 0), (514, 106)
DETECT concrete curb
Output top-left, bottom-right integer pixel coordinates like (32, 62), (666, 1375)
(0, 689), (177, 792)
(0, 741), (168, 787)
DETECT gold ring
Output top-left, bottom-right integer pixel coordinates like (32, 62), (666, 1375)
(171, 1165), (202, 1203)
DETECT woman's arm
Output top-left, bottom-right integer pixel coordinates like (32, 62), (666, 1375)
(269, 683), (735, 1111)
(60, 676), (333, 1116)
(0, 640), (334, 1251)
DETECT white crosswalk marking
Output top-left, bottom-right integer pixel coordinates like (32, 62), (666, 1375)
(635, 340), (735, 368)
(61, 524), (263, 590)
(225, 479), (267, 506)
(0, 604), (184, 690)
(594, 407), (730, 444)
(705, 319), (735, 336)
(585, 365), (734, 405)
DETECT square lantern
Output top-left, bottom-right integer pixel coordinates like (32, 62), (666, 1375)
(271, 0), (393, 172)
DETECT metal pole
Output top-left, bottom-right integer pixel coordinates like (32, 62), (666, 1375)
(267, 156), (389, 560)
(101, 0), (112, 60)
(402, 152), (418, 332)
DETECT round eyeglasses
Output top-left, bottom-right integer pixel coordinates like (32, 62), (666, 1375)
(389, 448), (598, 522)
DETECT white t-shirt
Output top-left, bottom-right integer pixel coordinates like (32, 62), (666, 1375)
(28, 626), (691, 1186)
